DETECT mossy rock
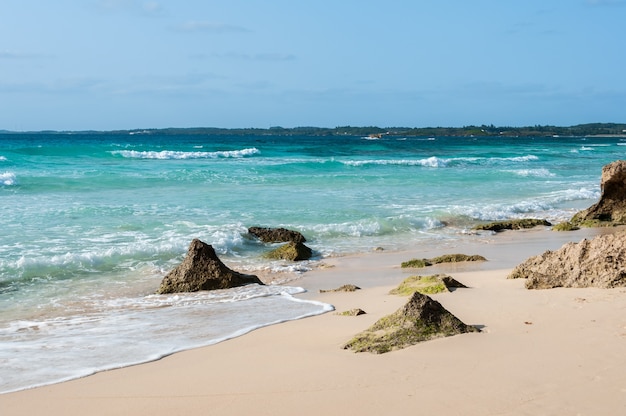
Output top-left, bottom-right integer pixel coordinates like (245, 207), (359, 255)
(430, 254), (487, 264)
(401, 254), (486, 268)
(343, 292), (479, 354)
(472, 218), (551, 232)
(336, 308), (366, 316)
(264, 241), (312, 261)
(401, 258), (431, 268)
(390, 274), (467, 296)
(319, 284), (361, 293)
(569, 214), (619, 228)
(552, 221), (580, 231)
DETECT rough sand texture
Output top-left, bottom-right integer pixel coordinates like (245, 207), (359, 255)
(2, 228), (625, 415)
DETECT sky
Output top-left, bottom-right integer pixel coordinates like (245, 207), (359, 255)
(1, 0), (625, 131)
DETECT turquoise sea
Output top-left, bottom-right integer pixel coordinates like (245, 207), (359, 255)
(0, 132), (623, 393)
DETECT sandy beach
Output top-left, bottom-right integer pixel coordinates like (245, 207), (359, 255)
(2, 228), (626, 415)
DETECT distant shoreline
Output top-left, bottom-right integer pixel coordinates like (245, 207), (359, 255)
(1, 123), (626, 138)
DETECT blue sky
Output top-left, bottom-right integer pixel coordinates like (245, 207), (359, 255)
(1, 0), (625, 131)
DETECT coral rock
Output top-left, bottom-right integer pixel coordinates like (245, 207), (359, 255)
(508, 230), (626, 289)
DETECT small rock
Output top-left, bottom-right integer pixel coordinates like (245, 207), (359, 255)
(319, 284), (361, 293)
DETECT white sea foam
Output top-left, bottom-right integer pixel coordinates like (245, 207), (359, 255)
(0, 285), (332, 394)
(547, 187), (600, 203)
(341, 154), (538, 168)
(341, 157), (446, 167)
(111, 148), (260, 159)
(0, 156), (7, 161)
(505, 168), (556, 178)
(0, 171), (16, 186)
(452, 186), (599, 223)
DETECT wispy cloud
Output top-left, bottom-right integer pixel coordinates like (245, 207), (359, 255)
(172, 21), (250, 34)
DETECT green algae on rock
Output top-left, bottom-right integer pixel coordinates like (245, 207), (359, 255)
(343, 292), (479, 354)
(263, 241), (313, 261)
(336, 308), (366, 316)
(472, 218), (551, 232)
(401, 254), (486, 268)
(552, 221), (580, 231)
(319, 284), (361, 293)
(389, 274), (467, 296)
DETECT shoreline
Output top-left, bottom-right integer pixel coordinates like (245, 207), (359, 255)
(2, 227), (626, 415)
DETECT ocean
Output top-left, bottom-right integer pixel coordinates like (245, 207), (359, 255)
(0, 132), (622, 393)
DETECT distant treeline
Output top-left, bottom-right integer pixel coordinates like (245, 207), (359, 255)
(3, 123), (626, 137)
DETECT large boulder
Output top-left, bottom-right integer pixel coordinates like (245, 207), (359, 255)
(572, 160), (626, 226)
(248, 226), (306, 243)
(343, 291), (479, 354)
(508, 230), (626, 289)
(157, 239), (263, 294)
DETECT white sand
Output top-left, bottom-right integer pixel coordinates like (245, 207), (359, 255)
(2, 228), (626, 415)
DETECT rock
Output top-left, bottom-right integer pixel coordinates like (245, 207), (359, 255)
(572, 160), (626, 226)
(157, 239), (263, 294)
(472, 218), (551, 232)
(343, 292), (479, 353)
(336, 308), (367, 316)
(508, 230), (626, 289)
(248, 226), (306, 243)
(319, 284), (361, 293)
(552, 221), (579, 232)
(389, 274), (467, 296)
(401, 254), (486, 268)
(264, 241), (313, 261)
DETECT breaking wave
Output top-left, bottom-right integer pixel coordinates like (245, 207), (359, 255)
(341, 155), (539, 168)
(111, 148), (260, 160)
(1, 171), (16, 186)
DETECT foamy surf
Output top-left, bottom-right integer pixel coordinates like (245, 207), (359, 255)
(0, 284), (332, 394)
(110, 147), (260, 159)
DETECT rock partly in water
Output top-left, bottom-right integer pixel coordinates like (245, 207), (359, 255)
(401, 254), (487, 268)
(508, 229), (626, 289)
(572, 160), (626, 227)
(157, 239), (263, 294)
(472, 218), (551, 232)
(264, 241), (313, 261)
(389, 274), (467, 296)
(343, 291), (479, 354)
(248, 226), (306, 243)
